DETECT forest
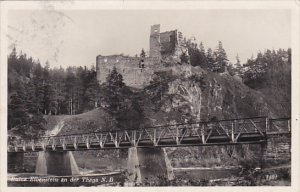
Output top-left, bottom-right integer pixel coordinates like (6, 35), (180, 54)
(8, 47), (101, 137)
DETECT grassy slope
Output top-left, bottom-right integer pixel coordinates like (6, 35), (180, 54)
(44, 107), (110, 135)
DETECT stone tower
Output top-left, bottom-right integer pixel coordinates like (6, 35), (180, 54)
(149, 24), (161, 60)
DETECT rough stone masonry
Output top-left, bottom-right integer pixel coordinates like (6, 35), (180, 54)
(96, 24), (188, 88)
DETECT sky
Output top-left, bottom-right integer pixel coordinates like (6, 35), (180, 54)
(7, 9), (291, 68)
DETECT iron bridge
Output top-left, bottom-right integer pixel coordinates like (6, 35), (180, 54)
(8, 117), (291, 153)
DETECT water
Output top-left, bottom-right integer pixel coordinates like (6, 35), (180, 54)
(174, 167), (240, 181)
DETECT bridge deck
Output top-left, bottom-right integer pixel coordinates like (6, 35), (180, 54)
(7, 117), (291, 153)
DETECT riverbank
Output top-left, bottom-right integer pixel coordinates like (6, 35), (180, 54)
(8, 164), (290, 187)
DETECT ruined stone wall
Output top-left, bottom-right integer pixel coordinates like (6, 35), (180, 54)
(96, 55), (159, 88)
(149, 24), (161, 59)
(160, 30), (177, 55)
(96, 25), (187, 88)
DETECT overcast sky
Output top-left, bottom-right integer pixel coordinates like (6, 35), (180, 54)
(8, 9), (291, 68)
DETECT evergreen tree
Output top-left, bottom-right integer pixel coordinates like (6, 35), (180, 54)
(198, 42), (208, 69)
(232, 54), (243, 76)
(8, 80), (29, 130)
(85, 72), (101, 110)
(104, 67), (125, 116)
(187, 46), (199, 67)
(206, 48), (215, 70)
(33, 63), (45, 114)
(65, 67), (77, 115)
(102, 67), (146, 129)
(26, 79), (37, 114)
(117, 93), (146, 129)
(8, 47), (18, 73)
(50, 66), (66, 114)
(140, 48), (146, 58)
(213, 41), (228, 73)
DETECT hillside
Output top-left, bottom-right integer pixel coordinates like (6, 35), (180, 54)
(45, 63), (285, 136)
(39, 63), (287, 170)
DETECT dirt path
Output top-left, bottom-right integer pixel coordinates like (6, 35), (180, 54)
(44, 116), (70, 136)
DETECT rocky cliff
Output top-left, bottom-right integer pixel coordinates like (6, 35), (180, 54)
(143, 64), (281, 127)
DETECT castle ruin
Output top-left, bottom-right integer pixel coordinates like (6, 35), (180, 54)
(96, 24), (187, 88)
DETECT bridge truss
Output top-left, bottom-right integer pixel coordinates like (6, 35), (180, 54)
(8, 117), (291, 153)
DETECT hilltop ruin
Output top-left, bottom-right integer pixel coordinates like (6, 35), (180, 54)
(96, 24), (188, 88)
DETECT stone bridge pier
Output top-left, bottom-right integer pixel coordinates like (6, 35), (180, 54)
(127, 147), (175, 184)
(35, 151), (80, 176)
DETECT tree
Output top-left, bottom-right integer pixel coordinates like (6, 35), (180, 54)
(65, 67), (77, 115)
(8, 47), (18, 73)
(8, 80), (29, 130)
(243, 48), (291, 90)
(32, 62), (45, 114)
(184, 38), (207, 68)
(213, 41), (228, 73)
(198, 42), (207, 68)
(42, 61), (55, 115)
(206, 48), (215, 70)
(49, 66), (66, 115)
(104, 67), (126, 116)
(26, 79), (37, 114)
(85, 75), (101, 110)
(102, 67), (146, 129)
(140, 48), (146, 58)
(116, 93), (146, 130)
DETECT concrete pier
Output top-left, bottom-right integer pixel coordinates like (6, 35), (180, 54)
(35, 151), (80, 176)
(127, 147), (174, 183)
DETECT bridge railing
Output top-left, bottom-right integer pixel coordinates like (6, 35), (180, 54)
(8, 116), (274, 152)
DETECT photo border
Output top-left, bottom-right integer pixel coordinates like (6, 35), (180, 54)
(0, 1), (299, 192)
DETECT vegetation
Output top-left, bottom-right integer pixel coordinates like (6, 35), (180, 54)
(241, 48), (291, 117)
(101, 67), (146, 130)
(8, 47), (101, 137)
(183, 39), (228, 73)
(8, 48), (146, 137)
(7, 41), (291, 142)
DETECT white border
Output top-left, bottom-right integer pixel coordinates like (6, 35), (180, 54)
(0, 1), (299, 192)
